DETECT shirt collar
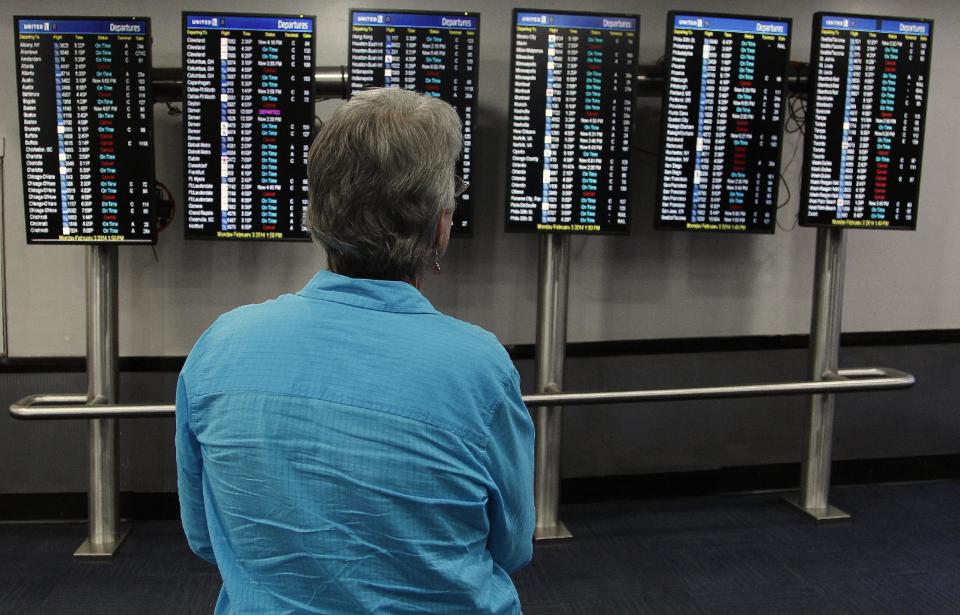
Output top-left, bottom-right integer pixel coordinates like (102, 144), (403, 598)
(297, 270), (440, 315)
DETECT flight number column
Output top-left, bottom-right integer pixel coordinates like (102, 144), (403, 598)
(383, 27), (401, 87)
(556, 28), (578, 226)
(54, 36), (79, 234)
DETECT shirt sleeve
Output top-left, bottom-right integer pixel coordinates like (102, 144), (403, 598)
(175, 372), (216, 564)
(485, 368), (536, 573)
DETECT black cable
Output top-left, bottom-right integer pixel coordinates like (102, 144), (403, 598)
(155, 180), (176, 232)
(798, 97), (807, 135)
(776, 99), (804, 231)
(778, 126), (803, 210)
(777, 172), (793, 209)
(784, 95), (806, 135)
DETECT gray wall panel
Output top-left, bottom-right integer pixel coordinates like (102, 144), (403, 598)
(0, 0), (958, 357)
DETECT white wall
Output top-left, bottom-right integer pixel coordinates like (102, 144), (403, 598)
(1, 0), (958, 357)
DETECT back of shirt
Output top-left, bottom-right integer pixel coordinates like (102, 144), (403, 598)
(176, 271), (535, 614)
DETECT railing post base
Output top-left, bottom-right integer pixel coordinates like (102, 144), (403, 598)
(782, 494), (850, 522)
(74, 525), (130, 558)
(534, 520), (572, 541)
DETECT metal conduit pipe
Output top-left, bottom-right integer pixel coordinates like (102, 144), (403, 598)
(152, 66), (349, 102)
(149, 65), (810, 103)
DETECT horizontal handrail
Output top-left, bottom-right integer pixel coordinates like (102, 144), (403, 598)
(10, 395), (174, 419)
(9, 366), (913, 420)
(16, 393), (90, 406)
(522, 367), (913, 407)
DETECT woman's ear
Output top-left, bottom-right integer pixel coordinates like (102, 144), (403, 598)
(434, 208), (455, 258)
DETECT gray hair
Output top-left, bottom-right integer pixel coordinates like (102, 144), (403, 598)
(307, 88), (462, 280)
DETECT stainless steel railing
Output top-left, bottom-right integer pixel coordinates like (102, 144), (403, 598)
(10, 366), (913, 420)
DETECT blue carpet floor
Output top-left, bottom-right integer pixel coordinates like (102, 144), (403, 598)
(1, 481), (958, 614)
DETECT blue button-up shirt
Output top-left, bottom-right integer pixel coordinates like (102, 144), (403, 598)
(176, 270), (535, 614)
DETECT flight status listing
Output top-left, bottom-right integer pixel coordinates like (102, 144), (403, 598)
(506, 10), (639, 234)
(15, 16), (155, 244)
(656, 13), (791, 234)
(349, 10), (479, 236)
(801, 14), (933, 230)
(183, 13), (315, 240)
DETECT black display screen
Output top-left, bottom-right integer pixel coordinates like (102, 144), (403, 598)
(349, 10), (479, 236)
(15, 16), (155, 244)
(656, 12), (791, 234)
(800, 14), (933, 230)
(182, 13), (315, 240)
(505, 10), (638, 234)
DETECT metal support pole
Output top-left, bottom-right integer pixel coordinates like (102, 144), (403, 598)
(75, 245), (128, 557)
(534, 234), (572, 540)
(784, 227), (851, 521)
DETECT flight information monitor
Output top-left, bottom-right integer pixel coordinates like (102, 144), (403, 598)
(349, 10), (479, 236)
(183, 13), (315, 240)
(656, 12), (791, 234)
(505, 10), (639, 234)
(14, 16), (155, 244)
(801, 14), (933, 230)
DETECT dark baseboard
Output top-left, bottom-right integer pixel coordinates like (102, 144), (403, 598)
(0, 491), (181, 522)
(3, 454), (958, 522)
(507, 329), (960, 361)
(561, 454), (960, 503)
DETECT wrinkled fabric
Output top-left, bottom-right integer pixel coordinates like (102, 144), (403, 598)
(176, 270), (535, 614)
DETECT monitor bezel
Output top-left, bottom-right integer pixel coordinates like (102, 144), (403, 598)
(503, 7), (641, 236)
(798, 11), (935, 231)
(653, 10), (794, 236)
(347, 7), (481, 238)
(180, 10), (317, 242)
(14, 15), (158, 245)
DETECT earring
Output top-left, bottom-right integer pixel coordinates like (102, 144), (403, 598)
(434, 249), (441, 273)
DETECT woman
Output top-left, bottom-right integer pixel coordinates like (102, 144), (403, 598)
(176, 88), (535, 614)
